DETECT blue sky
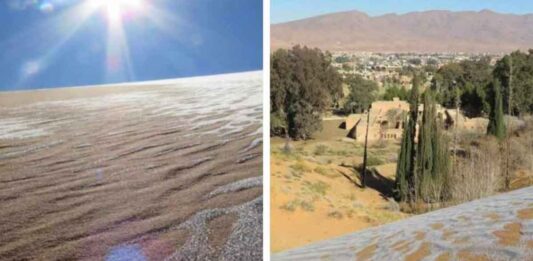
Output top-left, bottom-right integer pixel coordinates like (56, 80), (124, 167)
(272, 0), (533, 23)
(0, 0), (262, 90)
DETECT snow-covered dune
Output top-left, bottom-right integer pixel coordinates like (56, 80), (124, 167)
(274, 186), (533, 261)
(0, 71), (263, 260)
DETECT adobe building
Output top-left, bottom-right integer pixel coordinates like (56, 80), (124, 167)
(345, 98), (488, 143)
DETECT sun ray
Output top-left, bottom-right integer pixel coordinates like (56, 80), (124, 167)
(105, 13), (135, 82)
(7, 0), (176, 87)
(14, 1), (103, 87)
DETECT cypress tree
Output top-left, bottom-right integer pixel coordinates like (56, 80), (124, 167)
(396, 82), (452, 204)
(432, 117), (451, 201)
(394, 76), (419, 202)
(417, 91), (451, 202)
(417, 91), (435, 202)
(407, 75), (420, 201)
(487, 80), (506, 140)
(395, 116), (411, 201)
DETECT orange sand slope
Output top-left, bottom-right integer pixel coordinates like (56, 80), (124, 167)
(271, 137), (407, 252)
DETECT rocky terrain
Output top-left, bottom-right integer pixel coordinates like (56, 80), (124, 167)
(272, 9), (533, 53)
(273, 186), (533, 260)
(0, 71), (262, 260)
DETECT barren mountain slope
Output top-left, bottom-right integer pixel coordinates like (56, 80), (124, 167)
(272, 10), (533, 53)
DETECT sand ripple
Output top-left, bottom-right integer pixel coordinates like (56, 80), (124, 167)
(0, 71), (262, 260)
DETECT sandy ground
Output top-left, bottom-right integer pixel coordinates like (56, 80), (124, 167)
(0, 71), (262, 260)
(273, 186), (533, 260)
(270, 120), (407, 252)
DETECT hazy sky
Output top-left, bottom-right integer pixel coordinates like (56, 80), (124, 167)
(272, 0), (533, 23)
(0, 0), (262, 90)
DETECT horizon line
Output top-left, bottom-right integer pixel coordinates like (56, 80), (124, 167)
(272, 8), (533, 25)
(0, 70), (262, 94)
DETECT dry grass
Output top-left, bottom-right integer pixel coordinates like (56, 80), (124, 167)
(449, 116), (533, 203)
(451, 138), (503, 202)
(271, 133), (407, 252)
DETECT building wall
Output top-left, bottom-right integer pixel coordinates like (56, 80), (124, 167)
(345, 99), (488, 143)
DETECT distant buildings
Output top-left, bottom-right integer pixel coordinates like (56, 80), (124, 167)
(344, 98), (488, 143)
(332, 52), (502, 89)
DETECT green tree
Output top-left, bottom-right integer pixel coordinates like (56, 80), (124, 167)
(395, 116), (413, 202)
(270, 46), (343, 140)
(343, 75), (378, 114)
(493, 50), (533, 116)
(417, 91), (435, 201)
(394, 76), (420, 202)
(487, 80), (506, 140)
(417, 91), (450, 202)
(382, 85), (409, 101)
(431, 58), (492, 116)
(396, 78), (451, 203)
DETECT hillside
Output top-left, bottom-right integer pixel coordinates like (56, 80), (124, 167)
(272, 10), (533, 53)
(271, 120), (407, 252)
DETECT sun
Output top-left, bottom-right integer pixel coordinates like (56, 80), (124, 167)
(88, 0), (145, 22)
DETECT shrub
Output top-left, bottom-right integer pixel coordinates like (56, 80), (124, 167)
(450, 138), (502, 203)
(314, 144), (329, 155)
(280, 199), (315, 212)
(327, 211), (344, 219)
(290, 161), (312, 173)
(304, 181), (330, 196)
(280, 201), (297, 212)
(366, 155), (384, 166)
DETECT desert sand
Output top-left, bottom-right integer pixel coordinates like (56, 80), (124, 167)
(271, 120), (407, 252)
(0, 71), (262, 260)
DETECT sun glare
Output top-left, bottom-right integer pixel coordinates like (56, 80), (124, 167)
(88, 0), (145, 22)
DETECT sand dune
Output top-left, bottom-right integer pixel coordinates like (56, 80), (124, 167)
(0, 71), (263, 260)
(273, 186), (533, 260)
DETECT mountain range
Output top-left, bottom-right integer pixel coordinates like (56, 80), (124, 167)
(271, 9), (533, 53)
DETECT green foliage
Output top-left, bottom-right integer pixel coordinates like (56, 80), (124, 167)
(394, 125), (412, 202)
(487, 80), (506, 140)
(270, 46), (343, 140)
(366, 155), (384, 166)
(335, 55), (351, 64)
(417, 91), (451, 203)
(408, 58), (422, 66)
(417, 92), (436, 189)
(395, 86), (451, 203)
(493, 50), (533, 115)
(343, 74), (378, 114)
(431, 51), (533, 117)
(431, 58), (493, 116)
(394, 76), (419, 202)
(270, 111), (287, 137)
(382, 85), (409, 101)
